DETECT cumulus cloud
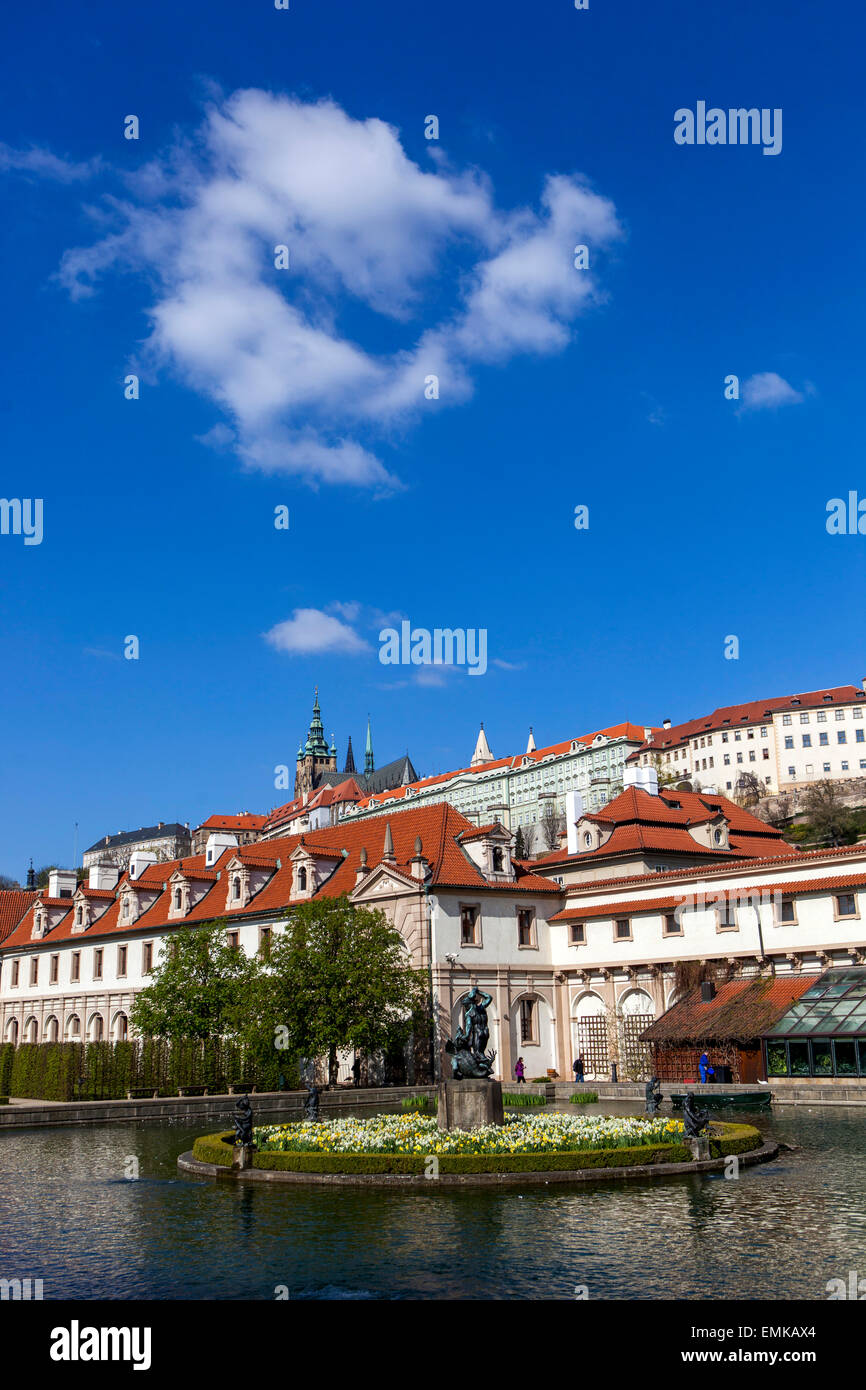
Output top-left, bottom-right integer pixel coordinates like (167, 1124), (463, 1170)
(263, 607), (370, 656)
(739, 372), (804, 412)
(48, 90), (623, 488)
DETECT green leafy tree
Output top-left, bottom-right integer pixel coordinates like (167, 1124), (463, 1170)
(130, 920), (256, 1041)
(251, 895), (429, 1086)
(513, 826), (527, 860)
(0, 874), (20, 889)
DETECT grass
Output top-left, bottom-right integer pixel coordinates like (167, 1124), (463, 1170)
(503, 1092), (547, 1107)
(570, 1092), (599, 1104)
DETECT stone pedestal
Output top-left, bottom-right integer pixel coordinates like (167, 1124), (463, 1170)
(232, 1145), (254, 1170)
(437, 1079), (504, 1130)
(688, 1136), (710, 1162)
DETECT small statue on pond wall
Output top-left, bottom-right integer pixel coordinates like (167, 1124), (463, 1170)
(645, 1076), (663, 1115)
(304, 1084), (321, 1121)
(232, 1093), (255, 1148)
(682, 1091), (710, 1138)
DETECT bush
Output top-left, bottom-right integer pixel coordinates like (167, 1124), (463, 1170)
(400, 1094), (436, 1112)
(503, 1092), (546, 1107)
(570, 1092), (599, 1104)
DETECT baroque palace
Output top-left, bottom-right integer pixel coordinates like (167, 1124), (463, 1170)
(4, 762), (866, 1085)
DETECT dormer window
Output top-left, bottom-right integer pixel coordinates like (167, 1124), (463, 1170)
(298, 866), (307, 892)
(122, 897), (129, 919)
(174, 889), (182, 909)
(75, 907), (82, 926)
(232, 876), (241, 900)
(492, 848), (504, 872)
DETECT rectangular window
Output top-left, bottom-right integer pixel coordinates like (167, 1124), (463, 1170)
(50, 954), (59, 984)
(802, 735), (811, 748)
(11, 960), (19, 988)
(722, 732), (729, 743)
(117, 945), (127, 978)
(842, 761), (850, 771)
(258, 926), (272, 959)
(569, 922), (585, 945)
(819, 732), (829, 746)
(836, 893), (858, 918)
(799, 712), (810, 724)
(71, 952), (80, 983)
(857, 729), (865, 744)
(760, 726), (767, 737)
(823, 762), (831, 773)
(517, 909), (535, 948)
(855, 709), (863, 721)
(788, 766), (796, 777)
(30, 956), (39, 986)
(736, 752), (743, 763)
(723, 754), (731, 765)
(614, 918), (631, 941)
(836, 709), (845, 721)
(749, 750), (756, 761)
(519, 998), (536, 1044)
(817, 711), (827, 723)
(93, 948), (103, 980)
(776, 898), (797, 924)
(838, 731), (847, 745)
(784, 736), (794, 750)
(782, 715), (792, 726)
(663, 913), (682, 937)
(142, 942), (153, 975)
(717, 903), (738, 931)
(460, 905), (480, 946)
(762, 748), (769, 760)
(227, 930), (240, 950)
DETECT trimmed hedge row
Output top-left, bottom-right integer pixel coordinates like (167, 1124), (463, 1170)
(191, 1122), (763, 1176)
(0, 1040), (297, 1102)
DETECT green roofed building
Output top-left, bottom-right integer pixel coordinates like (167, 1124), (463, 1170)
(763, 967), (866, 1079)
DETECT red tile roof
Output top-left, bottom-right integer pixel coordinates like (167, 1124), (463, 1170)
(641, 975), (816, 1043)
(0, 891), (38, 945)
(550, 868), (866, 922)
(196, 813), (267, 832)
(1, 802), (561, 953)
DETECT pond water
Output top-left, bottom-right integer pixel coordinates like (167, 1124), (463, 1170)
(1, 1101), (863, 1300)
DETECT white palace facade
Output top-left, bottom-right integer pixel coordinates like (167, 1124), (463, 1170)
(4, 771), (866, 1082)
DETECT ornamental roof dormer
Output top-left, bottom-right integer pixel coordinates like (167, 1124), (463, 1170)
(457, 822), (515, 882)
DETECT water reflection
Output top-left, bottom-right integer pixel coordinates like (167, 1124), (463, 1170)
(0, 1104), (863, 1299)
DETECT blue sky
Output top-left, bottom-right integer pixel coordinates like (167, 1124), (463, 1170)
(1, 0), (865, 876)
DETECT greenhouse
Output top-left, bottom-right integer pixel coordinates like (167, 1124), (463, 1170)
(764, 968), (866, 1078)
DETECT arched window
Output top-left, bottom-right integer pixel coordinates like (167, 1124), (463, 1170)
(492, 848), (504, 872)
(44, 1015), (59, 1043)
(75, 907), (82, 925)
(24, 1016), (39, 1043)
(5, 1018), (18, 1045)
(232, 876), (241, 900)
(174, 888), (182, 909)
(65, 1014), (81, 1040)
(112, 1012), (129, 1042)
(298, 866), (307, 892)
(88, 1013), (104, 1042)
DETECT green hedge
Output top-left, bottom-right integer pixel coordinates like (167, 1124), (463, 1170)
(0, 1040), (297, 1102)
(191, 1122), (762, 1176)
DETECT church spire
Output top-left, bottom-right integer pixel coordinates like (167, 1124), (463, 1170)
(365, 715), (374, 777)
(344, 735), (356, 775)
(471, 722), (494, 767)
(526, 726), (537, 754)
(305, 687), (329, 758)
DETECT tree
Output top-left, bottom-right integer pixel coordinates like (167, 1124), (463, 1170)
(0, 874), (20, 890)
(513, 826), (527, 860)
(251, 895), (429, 1087)
(540, 801), (562, 852)
(33, 865), (57, 889)
(650, 751), (680, 789)
(800, 779), (858, 846)
(732, 772), (768, 808)
(130, 920), (256, 1041)
(521, 823), (535, 858)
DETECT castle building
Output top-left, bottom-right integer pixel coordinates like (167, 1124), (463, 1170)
(293, 690), (417, 802)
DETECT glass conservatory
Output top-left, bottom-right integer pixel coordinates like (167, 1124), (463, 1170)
(764, 967), (866, 1077)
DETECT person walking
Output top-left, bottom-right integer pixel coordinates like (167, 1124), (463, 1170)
(514, 1057), (526, 1084)
(699, 1050), (715, 1084)
(351, 1056), (361, 1088)
(573, 1054), (585, 1084)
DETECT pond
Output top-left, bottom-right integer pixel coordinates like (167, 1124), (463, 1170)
(1, 1101), (863, 1300)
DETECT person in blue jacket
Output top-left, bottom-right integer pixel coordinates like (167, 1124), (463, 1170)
(699, 1051), (715, 1084)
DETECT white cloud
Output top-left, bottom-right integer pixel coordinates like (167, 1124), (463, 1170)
(51, 90), (623, 488)
(739, 372), (804, 412)
(0, 143), (102, 182)
(263, 607), (370, 656)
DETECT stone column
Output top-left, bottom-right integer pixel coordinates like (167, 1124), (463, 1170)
(496, 969), (513, 1083)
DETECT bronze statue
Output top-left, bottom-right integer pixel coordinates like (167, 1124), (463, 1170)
(232, 1093), (255, 1148)
(682, 1091), (710, 1137)
(445, 988), (497, 1079)
(304, 1083), (321, 1121)
(645, 1076), (663, 1115)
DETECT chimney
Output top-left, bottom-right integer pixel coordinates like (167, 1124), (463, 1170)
(700, 980), (716, 1002)
(565, 789), (585, 856)
(663, 718), (672, 730)
(88, 863), (120, 891)
(128, 850), (159, 881)
(48, 868), (77, 899)
(205, 832), (238, 868)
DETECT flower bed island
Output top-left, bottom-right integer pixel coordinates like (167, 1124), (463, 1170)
(187, 1111), (767, 1180)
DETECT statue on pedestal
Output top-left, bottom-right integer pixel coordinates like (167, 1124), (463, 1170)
(645, 1076), (663, 1115)
(682, 1092), (710, 1137)
(232, 1093), (255, 1148)
(445, 987), (496, 1079)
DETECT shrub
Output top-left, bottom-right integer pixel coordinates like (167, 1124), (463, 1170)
(570, 1092), (599, 1104)
(503, 1092), (546, 1107)
(400, 1094), (436, 1112)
